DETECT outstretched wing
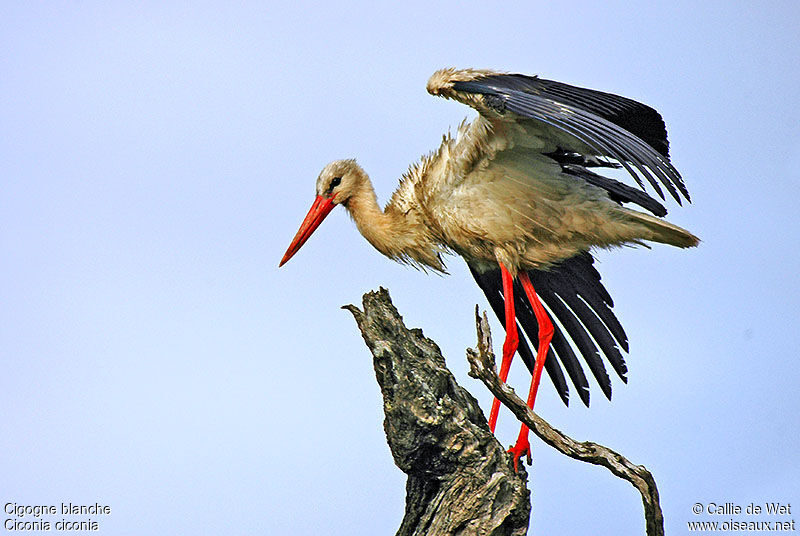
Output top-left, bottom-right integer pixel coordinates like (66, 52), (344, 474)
(429, 68), (685, 406)
(427, 68), (689, 206)
(470, 251), (627, 407)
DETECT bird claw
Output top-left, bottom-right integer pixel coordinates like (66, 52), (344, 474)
(508, 437), (532, 472)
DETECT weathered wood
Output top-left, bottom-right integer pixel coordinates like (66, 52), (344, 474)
(344, 288), (530, 536)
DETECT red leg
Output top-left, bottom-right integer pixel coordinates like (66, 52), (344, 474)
(508, 271), (554, 470)
(487, 263), (519, 432)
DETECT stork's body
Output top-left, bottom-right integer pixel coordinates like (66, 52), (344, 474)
(280, 68), (698, 469)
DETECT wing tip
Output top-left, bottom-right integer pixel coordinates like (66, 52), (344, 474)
(426, 67), (504, 97)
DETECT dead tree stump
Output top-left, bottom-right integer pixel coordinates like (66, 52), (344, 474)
(344, 288), (530, 536)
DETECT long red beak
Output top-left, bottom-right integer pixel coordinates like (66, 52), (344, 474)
(279, 194), (337, 267)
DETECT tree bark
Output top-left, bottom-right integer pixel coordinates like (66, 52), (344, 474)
(344, 287), (663, 536)
(344, 288), (530, 536)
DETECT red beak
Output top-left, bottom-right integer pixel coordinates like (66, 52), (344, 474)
(279, 195), (337, 267)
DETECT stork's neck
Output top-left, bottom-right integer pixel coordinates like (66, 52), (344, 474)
(344, 179), (400, 257)
(343, 175), (445, 271)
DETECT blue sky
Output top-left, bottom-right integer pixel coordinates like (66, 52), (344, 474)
(2, 1), (798, 534)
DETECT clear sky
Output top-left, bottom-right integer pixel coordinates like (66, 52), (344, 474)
(2, 1), (798, 534)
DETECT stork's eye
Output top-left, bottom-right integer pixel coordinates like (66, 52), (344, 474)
(330, 177), (342, 188)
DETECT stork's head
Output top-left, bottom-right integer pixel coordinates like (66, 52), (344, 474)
(279, 159), (364, 267)
(314, 159), (366, 202)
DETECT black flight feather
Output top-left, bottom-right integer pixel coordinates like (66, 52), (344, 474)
(451, 74), (691, 204)
(469, 249), (626, 407)
(469, 264), (571, 406)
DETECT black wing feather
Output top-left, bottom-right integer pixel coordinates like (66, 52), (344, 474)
(506, 92), (671, 201)
(455, 73), (670, 157)
(532, 77), (670, 157)
(451, 74), (690, 203)
(561, 163), (668, 217)
(532, 281), (613, 401)
(538, 266), (628, 382)
(559, 253), (629, 352)
(468, 250), (628, 407)
(511, 277), (590, 406)
(470, 264), (572, 406)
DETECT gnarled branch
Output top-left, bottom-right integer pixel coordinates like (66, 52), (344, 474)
(467, 307), (664, 536)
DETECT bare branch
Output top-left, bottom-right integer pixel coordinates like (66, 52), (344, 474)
(467, 307), (664, 536)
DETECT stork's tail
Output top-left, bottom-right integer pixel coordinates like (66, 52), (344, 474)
(627, 211), (699, 248)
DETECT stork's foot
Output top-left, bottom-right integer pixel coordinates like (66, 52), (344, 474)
(508, 435), (531, 472)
